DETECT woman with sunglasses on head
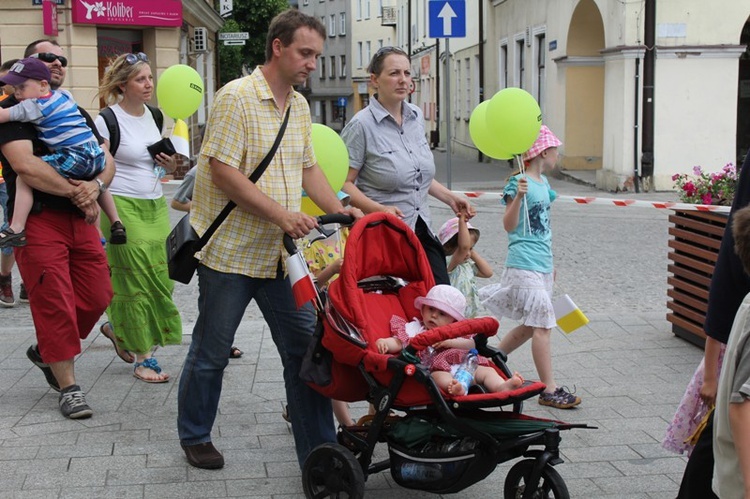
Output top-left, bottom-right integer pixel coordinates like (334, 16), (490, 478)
(340, 46), (475, 284)
(93, 52), (182, 383)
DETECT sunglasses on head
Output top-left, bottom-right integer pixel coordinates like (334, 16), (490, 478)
(124, 52), (149, 65)
(373, 46), (407, 60)
(29, 52), (68, 68)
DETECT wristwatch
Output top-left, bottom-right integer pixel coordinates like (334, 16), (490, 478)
(95, 178), (108, 195)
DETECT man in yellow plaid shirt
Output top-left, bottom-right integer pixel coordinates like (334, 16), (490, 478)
(177, 9), (361, 470)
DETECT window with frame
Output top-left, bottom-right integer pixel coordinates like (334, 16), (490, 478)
(329, 56), (336, 78)
(358, 42), (363, 68)
(329, 15), (336, 36)
(366, 41), (371, 67)
(365, 0), (371, 19)
(535, 32), (546, 115)
(340, 55), (346, 78)
(339, 13), (346, 36)
(320, 56), (326, 79)
(516, 38), (525, 88)
(303, 0), (308, 4)
(332, 100), (342, 121)
(454, 59), (461, 120)
(464, 57), (471, 119)
(500, 43), (508, 88)
(356, 0), (362, 20)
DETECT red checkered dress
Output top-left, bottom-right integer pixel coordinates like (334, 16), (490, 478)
(389, 316), (491, 373)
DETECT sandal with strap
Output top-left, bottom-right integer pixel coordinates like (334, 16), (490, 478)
(229, 346), (243, 359)
(133, 357), (169, 383)
(109, 221), (127, 245)
(0, 227), (27, 248)
(99, 322), (134, 364)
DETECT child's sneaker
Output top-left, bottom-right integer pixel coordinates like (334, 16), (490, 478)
(538, 386), (581, 409)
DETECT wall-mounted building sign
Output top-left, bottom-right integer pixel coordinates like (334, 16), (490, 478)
(71, 0), (181, 27)
(43, 0), (59, 36)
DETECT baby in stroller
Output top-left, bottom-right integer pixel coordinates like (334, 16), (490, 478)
(376, 284), (524, 396)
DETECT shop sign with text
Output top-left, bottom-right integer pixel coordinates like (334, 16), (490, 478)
(72, 0), (181, 27)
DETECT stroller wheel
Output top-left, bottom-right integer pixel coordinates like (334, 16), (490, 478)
(504, 459), (569, 499)
(303, 442), (365, 499)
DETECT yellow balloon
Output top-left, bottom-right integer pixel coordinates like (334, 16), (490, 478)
(312, 124), (348, 192)
(486, 88), (542, 155)
(301, 195), (324, 217)
(469, 101), (514, 160)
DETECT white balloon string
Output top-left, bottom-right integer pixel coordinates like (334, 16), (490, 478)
(516, 155), (530, 236)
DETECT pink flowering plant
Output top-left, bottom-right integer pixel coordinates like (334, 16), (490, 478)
(672, 163), (738, 206)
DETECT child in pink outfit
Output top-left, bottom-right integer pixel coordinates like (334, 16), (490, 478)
(376, 284), (523, 396)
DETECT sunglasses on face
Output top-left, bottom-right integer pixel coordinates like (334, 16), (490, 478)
(29, 52), (68, 67)
(124, 52), (149, 65)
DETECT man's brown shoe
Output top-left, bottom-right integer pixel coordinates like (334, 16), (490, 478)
(181, 442), (224, 469)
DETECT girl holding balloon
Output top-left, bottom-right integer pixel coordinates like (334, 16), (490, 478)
(340, 46), (475, 285)
(94, 53), (182, 383)
(479, 125), (581, 410)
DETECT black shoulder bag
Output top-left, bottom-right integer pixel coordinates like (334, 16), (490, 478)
(166, 107), (291, 284)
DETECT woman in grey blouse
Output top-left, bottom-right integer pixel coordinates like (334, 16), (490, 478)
(341, 46), (475, 285)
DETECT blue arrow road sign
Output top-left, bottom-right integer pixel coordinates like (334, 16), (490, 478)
(337, 97), (347, 107)
(429, 0), (466, 38)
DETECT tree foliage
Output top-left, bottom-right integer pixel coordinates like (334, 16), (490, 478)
(217, 0), (290, 86)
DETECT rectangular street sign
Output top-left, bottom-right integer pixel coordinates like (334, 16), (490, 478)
(219, 32), (249, 40)
(223, 40), (246, 46)
(428, 0), (466, 38)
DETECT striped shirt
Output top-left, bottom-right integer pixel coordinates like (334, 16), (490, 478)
(8, 90), (98, 150)
(192, 67), (316, 277)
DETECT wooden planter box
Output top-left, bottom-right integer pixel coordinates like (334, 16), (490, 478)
(666, 209), (729, 347)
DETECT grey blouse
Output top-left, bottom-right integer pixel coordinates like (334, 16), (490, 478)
(341, 96), (436, 231)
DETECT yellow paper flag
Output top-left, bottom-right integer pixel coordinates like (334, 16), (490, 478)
(171, 118), (190, 159)
(553, 294), (589, 334)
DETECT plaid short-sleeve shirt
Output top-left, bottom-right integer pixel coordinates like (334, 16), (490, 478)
(192, 67), (316, 277)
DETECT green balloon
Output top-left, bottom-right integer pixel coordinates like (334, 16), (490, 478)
(469, 101), (514, 160)
(156, 65), (204, 120)
(311, 124), (349, 192)
(486, 88), (542, 155)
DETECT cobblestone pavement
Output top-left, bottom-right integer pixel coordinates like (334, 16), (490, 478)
(0, 156), (702, 498)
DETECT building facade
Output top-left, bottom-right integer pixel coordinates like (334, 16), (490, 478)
(300, 0), (396, 131)
(397, 0), (750, 191)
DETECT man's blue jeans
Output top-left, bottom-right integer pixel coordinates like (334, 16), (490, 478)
(177, 263), (335, 468)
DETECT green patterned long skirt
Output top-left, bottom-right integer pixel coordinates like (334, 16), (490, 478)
(101, 195), (182, 353)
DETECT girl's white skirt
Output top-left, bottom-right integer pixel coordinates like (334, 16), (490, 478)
(478, 268), (556, 329)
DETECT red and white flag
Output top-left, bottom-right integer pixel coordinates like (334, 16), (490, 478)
(286, 252), (318, 309)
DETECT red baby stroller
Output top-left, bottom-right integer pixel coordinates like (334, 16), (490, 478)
(286, 213), (589, 498)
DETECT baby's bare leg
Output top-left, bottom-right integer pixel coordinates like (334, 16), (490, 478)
(431, 371), (466, 395)
(475, 366), (524, 393)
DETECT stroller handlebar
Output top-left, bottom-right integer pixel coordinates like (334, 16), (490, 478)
(282, 214), (356, 254)
(407, 316), (500, 351)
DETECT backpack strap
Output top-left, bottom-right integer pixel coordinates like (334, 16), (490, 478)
(100, 104), (164, 156)
(99, 107), (119, 156)
(146, 104), (164, 133)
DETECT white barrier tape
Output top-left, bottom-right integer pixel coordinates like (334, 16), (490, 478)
(458, 191), (731, 213)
